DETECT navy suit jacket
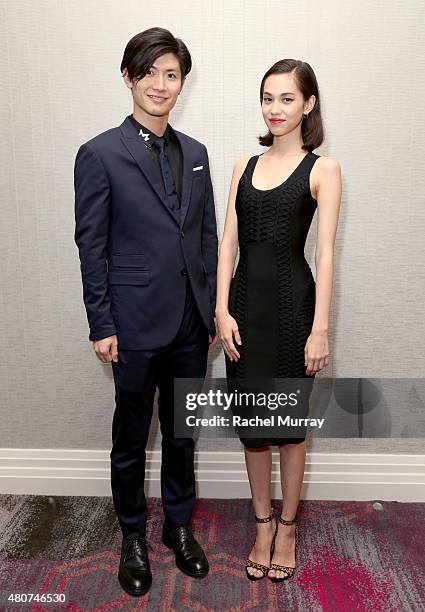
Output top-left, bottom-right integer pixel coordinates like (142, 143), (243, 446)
(74, 116), (218, 349)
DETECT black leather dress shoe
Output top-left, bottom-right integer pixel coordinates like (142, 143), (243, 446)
(118, 537), (152, 597)
(162, 524), (209, 578)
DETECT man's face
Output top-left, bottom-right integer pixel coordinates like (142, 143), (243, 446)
(123, 52), (184, 120)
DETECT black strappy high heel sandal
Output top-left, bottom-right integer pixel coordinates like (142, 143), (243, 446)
(268, 515), (298, 583)
(245, 508), (276, 581)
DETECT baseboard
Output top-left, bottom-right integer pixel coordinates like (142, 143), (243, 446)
(0, 449), (424, 501)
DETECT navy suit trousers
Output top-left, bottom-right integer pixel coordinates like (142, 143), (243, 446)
(110, 278), (209, 538)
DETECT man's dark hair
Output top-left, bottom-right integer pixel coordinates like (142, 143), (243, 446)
(258, 59), (324, 152)
(120, 27), (192, 82)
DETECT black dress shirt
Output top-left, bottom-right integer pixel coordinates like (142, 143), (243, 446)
(128, 114), (183, 204)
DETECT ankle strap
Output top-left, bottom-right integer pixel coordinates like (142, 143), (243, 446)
(254, 508), (274, 523)
(279, 515), (296, 525)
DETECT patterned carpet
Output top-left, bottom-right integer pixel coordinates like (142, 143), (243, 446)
(0, 495), (424, 611)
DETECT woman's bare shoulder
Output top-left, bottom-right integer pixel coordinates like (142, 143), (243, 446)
(232, 154), (255, 179)
(312, 155), (342, 202)
(315, 155), (341, 174)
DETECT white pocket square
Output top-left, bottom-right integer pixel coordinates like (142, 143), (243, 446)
(193, 166), (203, 171)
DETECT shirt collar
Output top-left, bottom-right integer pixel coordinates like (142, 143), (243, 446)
(128, 114), (171, 146)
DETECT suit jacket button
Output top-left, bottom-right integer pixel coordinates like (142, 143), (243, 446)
(180, 231), (185, 238)
(180, 269), (187, 276)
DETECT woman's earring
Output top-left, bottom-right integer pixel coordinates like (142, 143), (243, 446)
(303, 113), (309, 120)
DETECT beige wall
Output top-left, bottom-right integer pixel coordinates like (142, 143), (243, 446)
(1, 0), (424, 453)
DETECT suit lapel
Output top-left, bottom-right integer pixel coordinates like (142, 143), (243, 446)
(119, 116), (176, 223)
(119, 116), (194, 228)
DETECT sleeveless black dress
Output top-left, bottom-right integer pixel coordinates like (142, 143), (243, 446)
(225, 151), (320, 448)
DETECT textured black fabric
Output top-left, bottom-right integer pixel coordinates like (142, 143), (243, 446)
(226, 152), (320, 447)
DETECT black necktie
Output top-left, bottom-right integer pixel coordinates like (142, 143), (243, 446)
(151, 138), (180, 212)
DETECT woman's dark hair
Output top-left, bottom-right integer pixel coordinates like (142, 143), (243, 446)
(258, 59), (324, 152)
(120, 27), (192, 82)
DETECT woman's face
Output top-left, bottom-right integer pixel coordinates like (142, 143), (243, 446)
(261, 72), (314, 139)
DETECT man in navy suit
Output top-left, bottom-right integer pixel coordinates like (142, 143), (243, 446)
(74, 27), (218, 597)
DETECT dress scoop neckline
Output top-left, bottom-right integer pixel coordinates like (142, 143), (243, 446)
(250, 152), (311, 192)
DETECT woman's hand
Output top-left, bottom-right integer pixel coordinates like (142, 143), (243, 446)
(304, 330), (329, 375)
(216, 311), (242, 361)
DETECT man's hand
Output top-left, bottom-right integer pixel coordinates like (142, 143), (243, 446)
(208, 316), (219, 350)
(93, 335), (118, 363)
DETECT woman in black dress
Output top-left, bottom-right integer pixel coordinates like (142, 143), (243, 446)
(215, 59), (341, 582)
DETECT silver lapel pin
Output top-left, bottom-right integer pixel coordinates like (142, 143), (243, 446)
(139, 128), (150, 142)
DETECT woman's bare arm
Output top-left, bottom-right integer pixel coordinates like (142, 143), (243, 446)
(216, 156), (251, 360)
(305, 156), (342, 374)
